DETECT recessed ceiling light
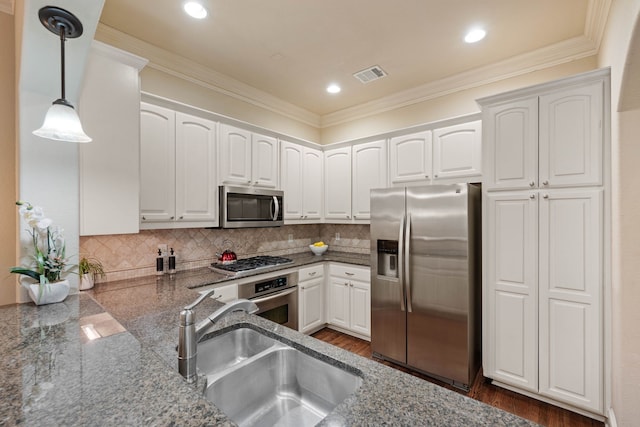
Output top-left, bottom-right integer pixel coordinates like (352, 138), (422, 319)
(184, 1), (208, 19)
(464, 28), (486, 43)
(326, 84), (341, 94)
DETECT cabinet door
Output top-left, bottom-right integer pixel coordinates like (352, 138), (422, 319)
(389, 131), (432, 185)
(352, 140), (387, 220)
(280, 141), (303, 219)
(299, 277), (325, 334)
(327, 277), (350, 329)
(324, 147), (352, 220)
(252, 133), (279, 188)
(302, 147), (323, 219)
(175, 113), (218, 223)
(350, 280), (371, 337)
(140, 103), (176, 222)
(79, 45), (143, 235)
(433, 120), (482, 180)
(538, 189), (602, 412)
(484, 191), (538, 392)
(483, 98), (538, 190)
(219, 124), (252, 186)
(539, 81), (603, 188)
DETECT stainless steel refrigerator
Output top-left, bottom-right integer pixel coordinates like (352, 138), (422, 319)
(370, 183), (481, 390)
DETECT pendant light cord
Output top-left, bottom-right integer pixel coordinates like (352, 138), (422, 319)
(58, 24), (66, 102)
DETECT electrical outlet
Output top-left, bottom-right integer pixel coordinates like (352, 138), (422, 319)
(158, 244), (168, 254)
(335, 233), (340, 241)
(288, 234), (293, 243)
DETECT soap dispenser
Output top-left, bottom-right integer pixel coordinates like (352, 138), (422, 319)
(156, 248), (164, 275)
(168, 248), (176, 274)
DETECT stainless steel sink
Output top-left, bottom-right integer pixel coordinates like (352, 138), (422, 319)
(197, 327), (277, 378)
(198, 327), (362, 427)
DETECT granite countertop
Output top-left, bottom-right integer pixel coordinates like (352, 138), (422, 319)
(0, 251), (535, 426)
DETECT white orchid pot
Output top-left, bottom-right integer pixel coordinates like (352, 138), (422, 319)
(22, 279), (70, 306)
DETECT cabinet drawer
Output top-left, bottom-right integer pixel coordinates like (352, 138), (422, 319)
(329, 263), (370, 282)
(200, 283), (238, 303)
(299, 264), (324, 282)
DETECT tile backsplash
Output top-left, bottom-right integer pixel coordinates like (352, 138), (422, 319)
(80, 224), (370, 283)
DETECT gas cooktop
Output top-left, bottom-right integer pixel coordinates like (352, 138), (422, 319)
(210, 255), (293, 275)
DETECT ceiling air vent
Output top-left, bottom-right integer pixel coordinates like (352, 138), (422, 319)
(353, 65), (387, 84)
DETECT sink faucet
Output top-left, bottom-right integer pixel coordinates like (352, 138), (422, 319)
(178, 290), (259, 383)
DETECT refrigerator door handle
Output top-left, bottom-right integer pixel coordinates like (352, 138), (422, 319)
(398, 213), (406, 312)
(405, 213), (413, 313)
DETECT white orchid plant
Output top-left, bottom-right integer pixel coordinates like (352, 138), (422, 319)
(10, 201), (71, 284)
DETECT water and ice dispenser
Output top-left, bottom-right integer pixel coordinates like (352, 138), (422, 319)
(377, 240), (398, 278)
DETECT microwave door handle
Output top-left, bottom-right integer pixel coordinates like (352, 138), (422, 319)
(272, 196), (280, 221)
(251, 287), (297, 303)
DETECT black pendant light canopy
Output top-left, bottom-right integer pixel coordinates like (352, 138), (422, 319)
(33, 6), (91, 143)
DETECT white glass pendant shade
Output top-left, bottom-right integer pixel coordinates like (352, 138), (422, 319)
(33, 100), (92, 143)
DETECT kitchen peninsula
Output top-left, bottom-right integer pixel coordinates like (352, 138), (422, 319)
(0, 252), (535, 426)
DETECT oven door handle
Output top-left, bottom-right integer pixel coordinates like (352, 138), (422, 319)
(251, 287), (297, 304)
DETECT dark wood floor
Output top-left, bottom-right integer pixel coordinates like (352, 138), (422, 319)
(311, 328), (604, 427)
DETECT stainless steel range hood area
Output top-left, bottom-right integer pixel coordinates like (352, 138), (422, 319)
(218, 186), (284, 228)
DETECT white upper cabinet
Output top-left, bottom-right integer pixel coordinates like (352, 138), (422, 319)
(433, 120), (482, 180)
(140, 103), (176, 223)
(219, 123), (278, 188)
(281, 141), (323, 221)
(79, 42), (147, 236)
(389, 131), (433, 185)
(140, 102), (218, 229)
(324, 147), (352, 220)
(483, 79), (603, 191)
(175, 112), (218, 223)
(539, 81), (603, 188)
(482, 97), (538, 190)
(352, 140), (387, 220)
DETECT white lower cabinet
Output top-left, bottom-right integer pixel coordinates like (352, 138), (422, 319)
(484, 188), (603, 413)
(327, 264), (371, 339)
(298, 264), (325, 334)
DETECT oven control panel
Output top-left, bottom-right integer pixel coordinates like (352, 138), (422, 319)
(255, 277), (288, 294)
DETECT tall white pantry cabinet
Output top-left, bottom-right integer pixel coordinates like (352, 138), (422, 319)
(478, 68), (610, 417)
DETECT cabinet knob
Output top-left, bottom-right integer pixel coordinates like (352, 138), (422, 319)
(434, 174), (438, 178)
(542, 180), (549, 186)
(142, 216), (146, 221)
(543, 194), (549, 199)
(425, 175), (429, 179)
(247, 180), (252, 184)
(345, 272), (355, 276)
(530, 194), (536, 199)
(254, 181), (259, 185)
(344, 282), (349, 287)
(309, 271), (317, 276)
(350, 283), (354, 287)
(346, 215), (350, 219)
(170, 216), (175, 220)
(529, 181), (535, 187)
(179, 216), (184, 219)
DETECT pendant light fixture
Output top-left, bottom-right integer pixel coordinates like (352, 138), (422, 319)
(33, 6), (91, 143)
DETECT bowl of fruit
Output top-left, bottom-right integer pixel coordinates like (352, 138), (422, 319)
(309, 241), (328, 255)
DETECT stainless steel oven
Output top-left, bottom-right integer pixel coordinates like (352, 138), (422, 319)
(238, 272), (298, 330)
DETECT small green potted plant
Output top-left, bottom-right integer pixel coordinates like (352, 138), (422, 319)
(78, 256), (105, 290)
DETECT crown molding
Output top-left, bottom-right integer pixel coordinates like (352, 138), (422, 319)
(96, 0), (611, 130)
(321, 35), (598, 127)
(0, 0), (14, 15)
(91, 40), (148, 71)
(95, 24), (321, 128)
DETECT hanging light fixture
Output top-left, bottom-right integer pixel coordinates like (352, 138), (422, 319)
(33, 6), (91, 143)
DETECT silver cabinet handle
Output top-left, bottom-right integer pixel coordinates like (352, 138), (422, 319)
(345, 272), (355, 276)
(529, 181), (535, 187)
(542, 180), (549, 186)
(308, 271), (317, 276)
(530, 194), (536, 199)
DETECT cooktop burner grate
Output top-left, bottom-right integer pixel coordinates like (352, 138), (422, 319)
(210, 255), (293, 274)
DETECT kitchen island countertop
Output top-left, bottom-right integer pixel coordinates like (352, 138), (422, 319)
(0, 251), (536, 426)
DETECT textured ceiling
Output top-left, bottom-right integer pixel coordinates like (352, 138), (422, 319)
(98, 0), (606, 119)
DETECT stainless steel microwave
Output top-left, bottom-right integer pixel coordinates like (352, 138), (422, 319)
(219, 186), (284, 228)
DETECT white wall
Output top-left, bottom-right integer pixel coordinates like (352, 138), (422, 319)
(597, 0), (640, 425)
